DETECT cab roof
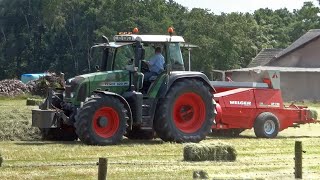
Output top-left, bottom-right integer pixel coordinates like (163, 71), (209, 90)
(114, 34), (185, 43)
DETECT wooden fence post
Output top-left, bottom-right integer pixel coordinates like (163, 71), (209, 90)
(98, 157), (108, 180)
(294, 141), (302, 179)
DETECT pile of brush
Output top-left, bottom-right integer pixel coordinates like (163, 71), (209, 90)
(0, 79), (30, 96)
(27, 73), (64, 97)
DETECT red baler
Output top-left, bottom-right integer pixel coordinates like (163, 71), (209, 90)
(210, 70), (318, 138)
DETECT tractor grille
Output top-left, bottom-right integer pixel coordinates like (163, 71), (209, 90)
(76, 84), (87, 102)
(65, 85), (72, 99)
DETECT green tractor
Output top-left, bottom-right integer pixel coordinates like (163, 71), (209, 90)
(32, 29), (216, 145)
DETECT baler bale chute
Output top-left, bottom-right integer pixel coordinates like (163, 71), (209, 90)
(210, 70), (319, 138)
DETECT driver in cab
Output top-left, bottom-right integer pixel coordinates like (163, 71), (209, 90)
(144, 47), (165, 81)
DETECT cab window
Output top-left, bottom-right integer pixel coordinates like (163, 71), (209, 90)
(169, 43), (185, 70)
(113, 45), (135, 70)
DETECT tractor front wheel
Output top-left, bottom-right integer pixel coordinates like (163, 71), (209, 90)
(75, 95), (128, 145)
(154, 79), (214, 143)
(254, 112), (279, 138)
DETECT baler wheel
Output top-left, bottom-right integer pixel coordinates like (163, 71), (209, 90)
(254, 112), (279, 138)
(154, 79), (214, 143)
(75, 95), (128, 145)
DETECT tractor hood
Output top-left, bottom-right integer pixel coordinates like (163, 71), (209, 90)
(66, 70), (130, 105)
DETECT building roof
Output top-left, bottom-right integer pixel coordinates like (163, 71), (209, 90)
(247, 49), (283, 68)
(229, 66), (320, 72)
(267, 29), (320, 64)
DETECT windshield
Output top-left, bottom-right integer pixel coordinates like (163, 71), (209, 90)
(113, 44), (135, 70)
(88, 47), (103, 73)
(169, 43), (184, 66)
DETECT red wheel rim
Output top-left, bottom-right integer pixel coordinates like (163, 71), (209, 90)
(173, 92), (206, 133)
(92, 107), (120, 138)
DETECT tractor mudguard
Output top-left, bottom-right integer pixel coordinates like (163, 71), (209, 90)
(157, 71), (216, 98)
(93, 90), (133, 129)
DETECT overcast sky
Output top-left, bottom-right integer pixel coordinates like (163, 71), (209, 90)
(173, 0), (320, 14)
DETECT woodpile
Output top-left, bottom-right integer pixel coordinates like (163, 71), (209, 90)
(0, 73), (64, 97)
(0, 79), (30, 96)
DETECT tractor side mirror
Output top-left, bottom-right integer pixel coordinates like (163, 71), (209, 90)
(95, 65), (100, 71)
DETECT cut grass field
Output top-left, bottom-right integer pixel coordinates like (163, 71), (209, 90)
(0, 98), (320, 179)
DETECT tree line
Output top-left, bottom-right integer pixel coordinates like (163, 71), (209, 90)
(0, 0), (320, 79)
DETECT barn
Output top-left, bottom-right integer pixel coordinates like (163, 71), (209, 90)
(228, 29), (320, 101)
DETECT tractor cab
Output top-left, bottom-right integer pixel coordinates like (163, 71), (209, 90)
(89, 29), (186, 95)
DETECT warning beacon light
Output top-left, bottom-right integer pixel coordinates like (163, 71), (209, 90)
(133, 27), (139, 34)
(168, 27), (174, 35)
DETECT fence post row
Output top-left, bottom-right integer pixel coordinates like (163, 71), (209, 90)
(98, 157), (108, 180)
(294, 141), (302, 179)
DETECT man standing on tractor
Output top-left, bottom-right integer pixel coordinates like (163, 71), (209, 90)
(144, 47), (165, 81)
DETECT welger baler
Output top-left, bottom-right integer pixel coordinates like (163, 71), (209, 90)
(210, 70), (318, 138)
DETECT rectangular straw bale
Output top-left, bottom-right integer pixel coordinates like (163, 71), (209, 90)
(184, 142), (237, 161)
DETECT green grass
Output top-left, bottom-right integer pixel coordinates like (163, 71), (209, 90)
(0, 98), (320, 179)
(0, 98), (41, 141)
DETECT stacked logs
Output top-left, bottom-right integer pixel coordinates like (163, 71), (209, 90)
(0, 73), (64, 97)
(0, 79), (30, 96)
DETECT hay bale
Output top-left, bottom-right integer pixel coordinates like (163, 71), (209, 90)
(184, 142), (237, 161)
(26, 98), (43, 106)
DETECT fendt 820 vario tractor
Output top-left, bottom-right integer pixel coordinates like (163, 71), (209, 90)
(32, 28), (216, 145)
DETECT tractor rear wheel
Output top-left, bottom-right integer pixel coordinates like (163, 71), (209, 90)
(75, 94), (128, 145)
(254, 112), (279, 138)
(154, 79), (214, 143)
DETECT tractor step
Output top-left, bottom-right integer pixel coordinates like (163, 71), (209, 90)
(141, 115), (152, 127)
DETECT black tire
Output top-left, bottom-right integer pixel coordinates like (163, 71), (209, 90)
(125, 126), (155, 140)
(254, 112), (279, 138)
(40, 125), (78, 141)
(75, 94), (128, 145)
(154, 79), (214, 143)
